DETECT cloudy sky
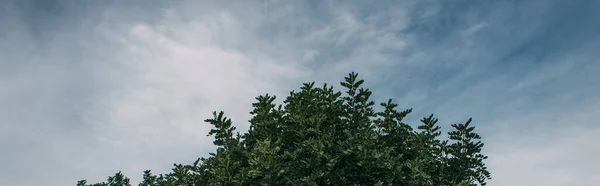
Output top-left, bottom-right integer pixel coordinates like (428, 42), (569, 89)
(1, 0), (599, 185)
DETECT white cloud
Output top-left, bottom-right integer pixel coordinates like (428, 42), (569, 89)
(485, 99), (600, 186)
(0, 2), (311, 184)
(78, 13), (314, 184)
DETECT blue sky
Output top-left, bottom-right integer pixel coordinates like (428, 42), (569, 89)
(1, 0), (599, 185)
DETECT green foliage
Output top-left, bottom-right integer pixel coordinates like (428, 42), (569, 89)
(78, 72), (491, 186)
(78, 171), (131, 186)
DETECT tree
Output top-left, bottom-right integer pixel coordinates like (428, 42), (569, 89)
(78, 72), (491, 186)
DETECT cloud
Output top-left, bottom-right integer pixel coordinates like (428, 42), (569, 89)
(485, 98), (600, 185)
(1, 0), (599, 185)
(0, 1), (310, 184)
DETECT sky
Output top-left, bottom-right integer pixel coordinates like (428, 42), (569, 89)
(1, 0), (599, 185)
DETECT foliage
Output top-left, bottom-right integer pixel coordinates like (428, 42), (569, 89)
(78, 72), (491, 186)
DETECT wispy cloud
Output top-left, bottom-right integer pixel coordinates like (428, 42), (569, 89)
(1, 0), (599, 185)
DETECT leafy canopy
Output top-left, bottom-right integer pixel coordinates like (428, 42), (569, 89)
(79, 72), (491, 186)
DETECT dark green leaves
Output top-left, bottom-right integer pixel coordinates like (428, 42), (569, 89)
(446, 118), (492, 185)
(78, 171), (131, 186)
(206, 111), (237, 148)
(79, 72), (491, 186)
